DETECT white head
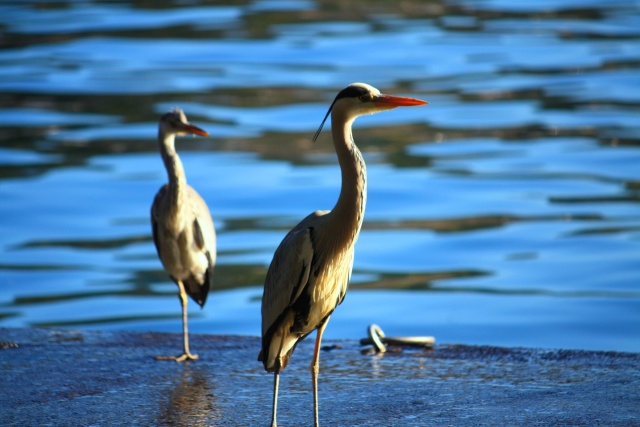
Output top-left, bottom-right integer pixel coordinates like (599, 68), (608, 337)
(159, 108), (209, 138)
(312, 82), (428, 141)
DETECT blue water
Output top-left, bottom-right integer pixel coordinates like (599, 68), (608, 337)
(0, 0), (639, 353)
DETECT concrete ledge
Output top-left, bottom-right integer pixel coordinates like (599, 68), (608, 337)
(1, 328), (638, 426)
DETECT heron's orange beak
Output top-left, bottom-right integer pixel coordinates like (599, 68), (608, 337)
(375, 94), (428, 107)
(181, 123), (209, 137)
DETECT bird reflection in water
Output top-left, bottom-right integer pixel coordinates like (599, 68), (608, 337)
(157, 365), (221, 426)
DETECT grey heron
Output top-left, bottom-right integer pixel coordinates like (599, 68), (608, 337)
(259, 83), (427, 426)
(151, 108), (216, 362)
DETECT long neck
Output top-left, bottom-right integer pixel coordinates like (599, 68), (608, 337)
(158, 130), (187, 207)
(329, 110), (367, 245)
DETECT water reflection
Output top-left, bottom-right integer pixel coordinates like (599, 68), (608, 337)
(0, 0), (638, 352)
(158, 365), (221, 427)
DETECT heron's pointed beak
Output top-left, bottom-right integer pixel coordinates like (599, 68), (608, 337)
(181, 123), (209, 137)
(375, 94), (428, 107)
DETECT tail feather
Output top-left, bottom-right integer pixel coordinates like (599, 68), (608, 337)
(260, 314), (299, 373)
(183, 252), (214, 307)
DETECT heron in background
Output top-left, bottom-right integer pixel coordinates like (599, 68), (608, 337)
(259, 83), (427, 426)
(151, 108), (216, 362)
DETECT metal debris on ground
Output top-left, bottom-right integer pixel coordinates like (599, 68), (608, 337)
(360, 324), (435, 354)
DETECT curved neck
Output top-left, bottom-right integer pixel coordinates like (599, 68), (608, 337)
(329, 110), (367, 240)
(158, 130), (187, 204)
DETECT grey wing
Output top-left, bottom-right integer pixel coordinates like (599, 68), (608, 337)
(259, 209), (333, 372)
(261, 210), (328, 335)
(150, 185), (168, 260)
(261, 224), (314, 331)
(259, 223), (315, 370)
(187, 186), (216, 264)
(184, 186), (216, 306)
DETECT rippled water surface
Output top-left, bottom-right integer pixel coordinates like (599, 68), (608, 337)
(1, 0), (639, 352)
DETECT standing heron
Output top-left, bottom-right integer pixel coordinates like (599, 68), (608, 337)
(151, 108), (216, 362)
(259, 83), (427, 426)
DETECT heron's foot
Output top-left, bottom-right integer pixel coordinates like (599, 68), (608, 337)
(155, 352), (198, 362)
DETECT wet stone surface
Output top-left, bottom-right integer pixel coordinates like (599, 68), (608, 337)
(0, 328), (638, 426)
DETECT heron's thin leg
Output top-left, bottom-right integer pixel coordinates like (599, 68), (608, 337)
(270, 370), (280, 427)
(178, 281), (198, 361)
(311, 318), (329, 427)
(156, 281), (198, 362)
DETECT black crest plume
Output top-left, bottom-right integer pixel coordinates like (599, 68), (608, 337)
(312, 85), (369, 142)
(312, 98), (337, 143)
